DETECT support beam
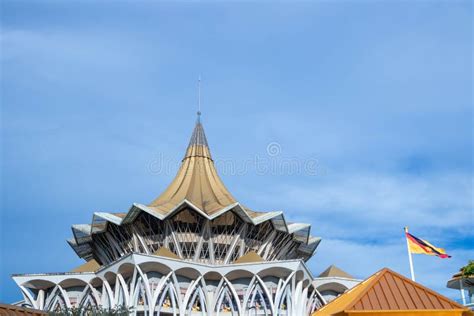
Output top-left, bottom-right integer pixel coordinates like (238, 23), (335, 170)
(166, 221), (183, 258)
(224, 225), (246, 264)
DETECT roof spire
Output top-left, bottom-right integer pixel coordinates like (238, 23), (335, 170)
(197, 75), (202, 120)
(184, 77), (210, 160)
(187, 117), (209, 150)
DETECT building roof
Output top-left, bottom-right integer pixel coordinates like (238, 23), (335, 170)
(153, 247), (180, 260)
(447, 271), (474, 290)
(148, 116), (238, 216)
(68, 115), (322, 262)
(0, 303), (46, 315)
(71, 259), (100, 273)
(313, 268), (470, 316)
(318, 265), (354, 279)
(234, 251), (264, 264)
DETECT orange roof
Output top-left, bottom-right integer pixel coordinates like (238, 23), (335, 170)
(0, 303), (46, 315)
(314, 268), (471, 316)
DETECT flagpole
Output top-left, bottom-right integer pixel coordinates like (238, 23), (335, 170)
(404, 226), (416, 281)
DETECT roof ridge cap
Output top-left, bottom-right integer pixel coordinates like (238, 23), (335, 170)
(343, 268), (387, 311)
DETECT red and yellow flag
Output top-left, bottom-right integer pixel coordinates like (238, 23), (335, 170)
(405, 232), (451, 258)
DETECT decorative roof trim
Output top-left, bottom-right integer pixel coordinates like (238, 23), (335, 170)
(70, 200), (319, 251)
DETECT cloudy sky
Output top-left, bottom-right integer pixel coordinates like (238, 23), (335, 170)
(1, 0), (472, 303)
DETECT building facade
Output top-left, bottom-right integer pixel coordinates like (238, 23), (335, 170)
(12, 115), (325, 315)
(447, 270), (474, 310)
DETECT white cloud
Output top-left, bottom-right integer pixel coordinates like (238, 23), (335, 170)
(253, 171), (473, 239)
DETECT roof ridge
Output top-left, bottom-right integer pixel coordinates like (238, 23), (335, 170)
(315, 269), (383, 314)
(343, 268), (387, 311)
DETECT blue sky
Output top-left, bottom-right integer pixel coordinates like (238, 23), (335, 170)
(1, 0), (472, 303)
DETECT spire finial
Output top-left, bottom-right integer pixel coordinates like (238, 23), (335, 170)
(197, 75), (202, 119)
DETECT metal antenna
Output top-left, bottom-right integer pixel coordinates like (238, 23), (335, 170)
(197, 75), (202, 118)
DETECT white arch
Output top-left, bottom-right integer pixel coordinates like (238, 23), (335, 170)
(306, 287), (325, 314)
(101, 278), (115, 308)
(276, 280), (293, 314)
(45, 285), (71, 311)
(274, 271), (296, 310)
(116, 273), (131, 307)
(77, 284), (100, 309)
(242, 275), (275, 315)
(150, 271), (173, 315)
(155, 282), (179, 316)
(135, 265), (152, 308)
(213, 277), (242, 316)
(291, 281), (304, 315)
(19, 285), (39, 310)
(182, 277), (208, 316)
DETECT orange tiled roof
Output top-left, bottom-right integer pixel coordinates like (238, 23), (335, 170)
(0, 303), (46, 315)
(314, 268), (470, 316)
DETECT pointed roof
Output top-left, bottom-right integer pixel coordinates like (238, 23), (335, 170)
(68, 114), (322, 263)
(148, 115), (237, 215)
(185, 115), (210, 156)
(234, 251), (264, 264)
(313, 268), (469, 316)
(318, 265), (354, 279)
(71, 259), (100, 273)
(153, 246), (180, 260)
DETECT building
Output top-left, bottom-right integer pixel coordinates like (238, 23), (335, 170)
(313, 265), (361, 302)
(12, 114), (325, 315)
(447, 270), (474, 310)
(313, 268), (472, 316)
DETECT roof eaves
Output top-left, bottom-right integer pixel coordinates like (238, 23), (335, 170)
(93, 212), (123, 225)
(76, 201), (317, 252)
(71, 224), (92, 244)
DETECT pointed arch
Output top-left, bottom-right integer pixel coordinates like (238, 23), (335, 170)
(306, 287), (325, 314)
(274, 271), (296, 312)
(150, 271), (174, 314)
(78, 284), (100, 309)
(19, 285), (39, 310)
(213, 277), (241, 316)
(101, 278), (115, 309)
(155, 282), (179, 316)
(116, 273), (130, 307)
(130, 267), (153, 314)
(290, 280), (305, 315)
(275, 275), (296, 315)
(242, 275), (274, 315)
(183, 277), (208, 316)
(45, 285), (70, 311)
